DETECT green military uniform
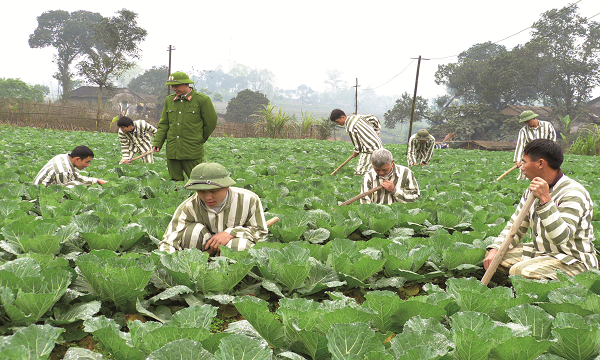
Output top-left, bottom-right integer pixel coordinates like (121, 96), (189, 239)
(153, 72), (218, 181)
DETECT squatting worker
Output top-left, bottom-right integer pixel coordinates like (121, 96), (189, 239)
(407, 129), (435, 166)
(329, 109), (383, 176)
(514, 110), (556, 180)
(33, 145), (108, 187)
(159, 162), (267, 256)
(152, 71), (218, 181)
(483, 139), (597, 280)
(361, 148), (420, 205)
(117, 116), (157, 164)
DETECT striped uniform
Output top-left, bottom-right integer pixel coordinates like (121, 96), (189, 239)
(361, 164), (420, 204)
(33, 154), (99, 187)
(489, 173), (597, 280)
(118, 119), (157, 164)
(514, 121), (556, 179)
(159, 187), (267, 254)
(344, 114), (383, 175)
(406, 134), (435, 166)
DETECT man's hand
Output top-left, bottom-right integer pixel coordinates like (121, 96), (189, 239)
(352, 151), (359, 158)
(153, 146), (161, 153)
(420, 161), (427, 166)
(119, 159), (130, 165)
(381, 179), (395, 192)
(204, 232), (235, 253)
(529, 177), (552, 205)
(97, 179), (108, 185)
(483, 249), (498, 270)
(514, 161), (522, 167)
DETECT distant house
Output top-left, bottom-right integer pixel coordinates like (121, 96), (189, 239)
(69, 86), (156, 117)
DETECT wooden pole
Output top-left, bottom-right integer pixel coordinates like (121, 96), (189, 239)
(496, 164), (519, 181)
(406, 56), (429, 155)
(341, 185), (384, 205)
(330, 155), (354, 176)
(266, 217), (280, 227)
(481, 192), (535, 286)
(128, 150), (154, 163)
(353, 78), (360, 115)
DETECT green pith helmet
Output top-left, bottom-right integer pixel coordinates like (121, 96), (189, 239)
(184, 163), (236, 191)
(165, 71), (194, 86)
(519, 110), (539, 123)
(417, 129), (429, 138)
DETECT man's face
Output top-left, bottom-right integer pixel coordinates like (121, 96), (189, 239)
(197, 187), (229, 207)
(71, 156), (93, 170)
(332, 115), (346, 126)
(373, 161), (394, 178)
(520, 154), (542, 180)
(171, 83), (191, 96)
(119, 125), (135, 133)
(525, 118), (539, 128)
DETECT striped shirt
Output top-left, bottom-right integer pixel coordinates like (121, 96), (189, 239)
(361, 164), (420, 204)
(490, 174), (597, 269)
(513, 121), (556, 163)
(344, 114), (383, 154)
(118, 120), (157, 160)
(160, 187), (267, 253)
(407, 134), (435, 165)
(33, 154), (98, 187)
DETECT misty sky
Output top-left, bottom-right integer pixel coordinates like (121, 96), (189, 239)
(2, 0), (600, 101)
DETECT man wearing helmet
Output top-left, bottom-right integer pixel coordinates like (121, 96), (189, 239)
(407, 129), (435, 166)
(152, 71), (218, 181)
(159, 162), (267, 255)
(513, 110), (556, 180)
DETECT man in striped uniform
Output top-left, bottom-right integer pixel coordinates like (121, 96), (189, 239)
(483, 139), (597, 280)
(117, 116), (157, 164)
(361, 148), (420, 204)
(514, 110), (556, 180)
(330, 109), (383, 176)
(159, 162), (267, 255)
(33, 145), (108, 187)
(407, 129), (435, 166)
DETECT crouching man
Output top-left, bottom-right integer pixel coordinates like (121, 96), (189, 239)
(159, 162), (267, 255)
(483, 139), (597, 279)
(361, 148), (420, 204)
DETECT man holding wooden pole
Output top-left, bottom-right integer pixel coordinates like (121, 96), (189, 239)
(360, 148), (420, 205)
(329, 109), (382, 176)
(483, 139), (597, 280)
(117, 116), (157, 164)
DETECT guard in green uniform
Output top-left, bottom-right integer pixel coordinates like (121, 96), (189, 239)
(152, 71), (218, 181)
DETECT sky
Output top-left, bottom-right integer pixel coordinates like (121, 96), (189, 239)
(2, 0), (600, 102)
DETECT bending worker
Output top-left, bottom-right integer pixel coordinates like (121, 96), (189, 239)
(361, 148), (420, 204)
(159, 162), (267, 256)
(407, 129), (435, 166)
(33, 145), (108, 187)
(483, 139), (597, 280)
(117, 116), (157, 164)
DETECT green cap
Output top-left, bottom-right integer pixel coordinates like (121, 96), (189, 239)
(417, 129), (429, 138)
(519, 110), (539, 123)
(184, 163), (236, 191)
(165, 71), (194, 86)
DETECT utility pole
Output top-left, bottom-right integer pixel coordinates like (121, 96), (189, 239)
(353, 78), (360, 114)
(407, 56), (429, 145)
(167, 45), (176, 95)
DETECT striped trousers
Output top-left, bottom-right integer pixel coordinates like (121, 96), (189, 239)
(355, 152), (373, 176)
(495, 243), (587, 280)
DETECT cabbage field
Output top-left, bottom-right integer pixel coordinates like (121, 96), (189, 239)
(2, 124), (600, 360)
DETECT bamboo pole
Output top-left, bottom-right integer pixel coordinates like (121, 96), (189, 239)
(340, 185), (384, 206)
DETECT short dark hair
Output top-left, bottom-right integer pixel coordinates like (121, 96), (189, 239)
(69, 145), (94, 160)
(523, 139), (563, 170)
(330, 109), (346, 122)
(117, 116), (134, 128)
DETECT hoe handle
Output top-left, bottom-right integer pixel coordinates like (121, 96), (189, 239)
(331, 155), (355, 176)
(129, 150), (154, 163)
(266, 217), (280, 227)
(481, 192), (535, 286)
(496, 164), (519, 181)
(341, 185), (384, 206)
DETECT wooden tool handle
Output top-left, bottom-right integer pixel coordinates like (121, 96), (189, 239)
(330, 155), (355, 176)
(481, 192), (535, 286)
(341, 185), (384, 206)
(496, 164), (519, 181)
(266, 217), (280, 227)
(129, 150), (154, 163)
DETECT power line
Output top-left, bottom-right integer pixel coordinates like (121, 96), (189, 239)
(362, 59), (416, 91)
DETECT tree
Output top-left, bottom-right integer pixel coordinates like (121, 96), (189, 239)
(224, 89), (269, 124)
(383, 92), (431, 129)
(77, 9), (147, 118)
(324, 69), (345, 94)
(297, 84), (315, 105)
(29, 10), (102, 103)
(128, 65), (169, 99)
(212, 93), (223, 102)
(0, 78), (45, 102)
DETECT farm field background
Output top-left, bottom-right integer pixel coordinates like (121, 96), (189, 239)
(2, 125), (600, 360)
